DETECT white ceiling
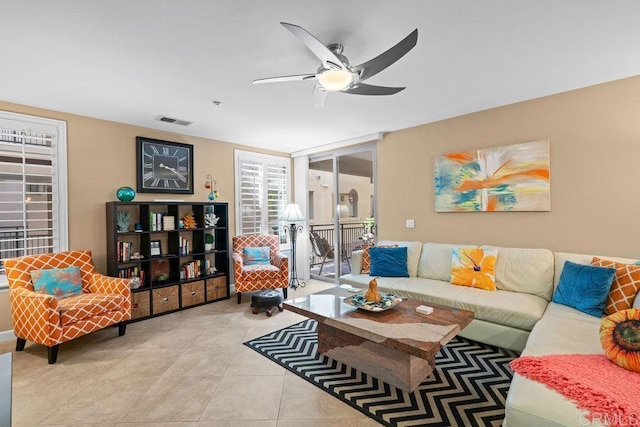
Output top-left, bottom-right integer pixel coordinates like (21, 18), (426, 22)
(3, 1), (640, 154)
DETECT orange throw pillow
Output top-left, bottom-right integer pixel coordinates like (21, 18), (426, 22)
(450, 247), (497, 291)
(591, 257), (640, 315)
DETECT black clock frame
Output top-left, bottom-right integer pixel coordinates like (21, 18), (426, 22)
(136, 137), (194, 194)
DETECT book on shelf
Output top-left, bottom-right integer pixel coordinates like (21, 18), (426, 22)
(117, 241), (134, 262)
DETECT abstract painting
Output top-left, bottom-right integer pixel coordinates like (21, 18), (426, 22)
(435, 140), (550, 212)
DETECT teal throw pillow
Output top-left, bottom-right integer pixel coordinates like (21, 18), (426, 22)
(552, 260), (616, 317)
(369, 246), (409, 277)
(30, 266), (83, 299)
(243, 246), (271, 266)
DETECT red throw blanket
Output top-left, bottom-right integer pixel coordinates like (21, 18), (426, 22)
(510, 354), (640, 426)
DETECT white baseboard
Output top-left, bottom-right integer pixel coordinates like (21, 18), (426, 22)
(0, 329), (15, 344)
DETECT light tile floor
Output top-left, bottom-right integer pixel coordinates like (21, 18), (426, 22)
(0, 280), (383, 426)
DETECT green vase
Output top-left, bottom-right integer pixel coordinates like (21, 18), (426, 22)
(116, 186), (135, 202)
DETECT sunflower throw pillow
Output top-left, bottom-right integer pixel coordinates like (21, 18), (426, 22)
(600, 309), (640, 373)
(450, 247), (497, 291)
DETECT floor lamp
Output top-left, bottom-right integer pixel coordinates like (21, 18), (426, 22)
(281, 203), (306, 289)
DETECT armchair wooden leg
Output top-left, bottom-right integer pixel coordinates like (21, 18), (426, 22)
(16, 338), (26, 351)
(283, 288), (288, 299)
(237, 292), (242, 304)
(118, 322), (127, 336)
(48, 345), (59, 364)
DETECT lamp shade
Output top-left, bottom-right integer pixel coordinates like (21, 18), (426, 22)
(280, 203), (305, 222)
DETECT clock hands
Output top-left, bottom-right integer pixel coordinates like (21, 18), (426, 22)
(158, 163), (182, 177)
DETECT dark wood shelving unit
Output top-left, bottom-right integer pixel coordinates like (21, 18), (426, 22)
(106, 201), (230, 321)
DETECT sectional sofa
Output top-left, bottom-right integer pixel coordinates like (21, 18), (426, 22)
(338, 241), (639, 426)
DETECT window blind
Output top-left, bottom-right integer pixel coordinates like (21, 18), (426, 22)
(235, 151), (289, 236)
(0, 112), (67, 282)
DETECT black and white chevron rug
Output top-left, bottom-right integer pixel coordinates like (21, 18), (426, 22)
(244, 319), (519, 427)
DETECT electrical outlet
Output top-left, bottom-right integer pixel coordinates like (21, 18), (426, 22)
(406, 219), (415, 228)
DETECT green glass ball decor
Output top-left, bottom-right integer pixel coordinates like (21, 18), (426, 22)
(116, 186), (135, 202)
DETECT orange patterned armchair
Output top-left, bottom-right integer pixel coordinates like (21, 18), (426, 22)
(233, 235), (289, 303)
(5, 250), (132, 364)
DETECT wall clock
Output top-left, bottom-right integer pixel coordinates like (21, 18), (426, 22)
(136, 137), (194, 194)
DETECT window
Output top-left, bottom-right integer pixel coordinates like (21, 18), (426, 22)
(0, 111), (68, 288)
(234, 150), (290, 237)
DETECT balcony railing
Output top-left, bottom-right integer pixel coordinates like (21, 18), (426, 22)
(0, 227), (52, 275)
(308, 222), (367, 279)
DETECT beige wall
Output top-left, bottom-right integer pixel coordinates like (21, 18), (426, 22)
(378, 75), (640, 258)
(3, 74), (640, 337)
(0, 100), (286, 337)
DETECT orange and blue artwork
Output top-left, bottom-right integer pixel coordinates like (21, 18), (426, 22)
(435, 140), (550, 212)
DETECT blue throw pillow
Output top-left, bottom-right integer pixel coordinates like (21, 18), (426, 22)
(369, 246), (409, 277)
(243, 246), (271, 265)
(552, 260), (616, 317)
(30, 266), (83, 299)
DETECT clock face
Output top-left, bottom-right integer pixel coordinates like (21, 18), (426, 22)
(136, 138), (194, 194)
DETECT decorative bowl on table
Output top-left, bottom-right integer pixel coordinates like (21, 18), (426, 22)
(344, 293), (403, 312)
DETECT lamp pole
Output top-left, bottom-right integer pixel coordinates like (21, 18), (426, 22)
(284, 222), (306, 289)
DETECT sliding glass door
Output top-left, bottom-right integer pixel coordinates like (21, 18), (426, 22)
(308, 146), (375, 282)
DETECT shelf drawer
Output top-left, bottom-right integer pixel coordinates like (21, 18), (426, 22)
(181, 280), (205, 307)
(152, 285), (179, 314)
(131, 290), (151, 320)
(206, 276), (228, 301)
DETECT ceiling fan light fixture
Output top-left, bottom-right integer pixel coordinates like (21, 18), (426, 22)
(318, 69), (353, 91)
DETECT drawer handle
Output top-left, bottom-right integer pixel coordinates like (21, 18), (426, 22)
(163, 297), (169, 302)
(191, 291), (196, 296)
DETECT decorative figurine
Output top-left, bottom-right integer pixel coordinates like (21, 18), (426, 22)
(365, 277), (382, 303)
(204, 174), (219, 201)
(116, 211), (131, 232)
(182, 212), (197, 229)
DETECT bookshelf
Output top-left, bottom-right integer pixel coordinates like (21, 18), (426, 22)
(106, 201), (230, 321)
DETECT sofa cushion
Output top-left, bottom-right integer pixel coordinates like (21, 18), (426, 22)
(377, 241), (422, 277)
(369, 247), (409, 277)
(481, 245), (554, 300)
(58, 293), (127, 326)
(450, 247), (497, 291)
(552, 260), (615, 317)
(418, 243), (478, 281)
(341, 274), (547, 331)
(591, 257), (640, 315)
(504, 302), (604, 426)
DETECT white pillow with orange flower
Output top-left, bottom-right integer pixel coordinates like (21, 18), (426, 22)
(450, 247), (498, 291)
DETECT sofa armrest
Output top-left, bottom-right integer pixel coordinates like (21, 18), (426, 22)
(10, 287), (62, 344)
(89, 273), (130, 296)
(232, 253), (244, 278)
(351, 250), (363, 275)
(274, 252), (289, 275)
(89, 274), (132, 318)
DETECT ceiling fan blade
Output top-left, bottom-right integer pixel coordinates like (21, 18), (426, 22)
(281, 22), (345, 70)
(312, 85), (327, 108)
(353, 29), (418, 81)
(253, 74), (317, 84)
(342, 83), (405, 96)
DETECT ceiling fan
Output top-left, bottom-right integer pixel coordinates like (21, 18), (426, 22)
(253, 22), (418, 107)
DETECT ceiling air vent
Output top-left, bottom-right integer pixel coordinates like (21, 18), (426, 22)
(154, 115), (193, 126)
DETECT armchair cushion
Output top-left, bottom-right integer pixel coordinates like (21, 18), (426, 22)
(58, 293), (127, 326)
(243, 246), (271, 265)
(30, 266), (83, 299)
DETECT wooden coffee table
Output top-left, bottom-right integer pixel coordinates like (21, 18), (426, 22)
(283, 287), (473, 392)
